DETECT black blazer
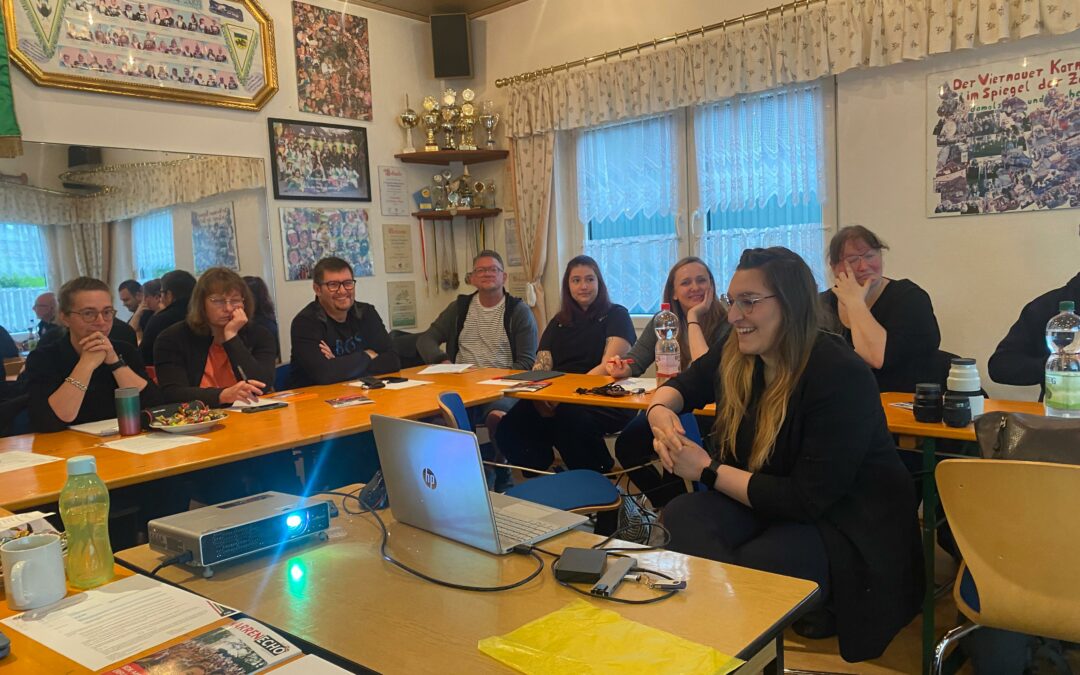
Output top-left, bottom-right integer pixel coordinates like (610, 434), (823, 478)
(154, 321), (277, 407)
(665, 332), (923, 662)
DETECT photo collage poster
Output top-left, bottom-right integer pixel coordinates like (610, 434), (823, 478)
(280, 207), (374, 281)
(191, 202), (239, 274)
(291, 0), (372, 120)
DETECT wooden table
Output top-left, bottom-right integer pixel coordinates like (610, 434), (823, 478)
(882, 392), (1043, 674)
(116, 489), (819, 674)
(0, 367), (513, 511)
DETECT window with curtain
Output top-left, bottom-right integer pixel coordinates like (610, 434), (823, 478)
(577, 113), (680, 315)
(0, 222), (49, 334)
(695, 84), (827, 289)
(132, 210), (175, 282)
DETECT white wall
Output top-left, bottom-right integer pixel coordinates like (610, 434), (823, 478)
(477, 0), (1079, 400)
(10, 0), (449, 357)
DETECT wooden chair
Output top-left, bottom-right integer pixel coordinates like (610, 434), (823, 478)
(932, 459), (1080, 674)
(436, 391), (621, 515)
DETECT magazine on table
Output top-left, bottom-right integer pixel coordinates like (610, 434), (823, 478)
(503, 381), (552, 394)
(325, 394), (374, 409)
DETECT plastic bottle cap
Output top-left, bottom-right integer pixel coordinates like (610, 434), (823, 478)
(1061, 301), (1075, 312)
(660, 303), (670, 311)
(67, 455), (97, 476)
(950, 357), (976, 367)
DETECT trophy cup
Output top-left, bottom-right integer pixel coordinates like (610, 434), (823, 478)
(457, 166), (475, 208)
(458, 89), (478, 151)
(421, 96), (440, 152)
(486, 179), (496, 208)
(439, 89), (459, 151)
(398, 94), (419, 154)
(479, 101), (501, 150)
(432, 173), (447, 210)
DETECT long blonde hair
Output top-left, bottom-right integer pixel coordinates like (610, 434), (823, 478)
(662, 256), (727, 369)
(714, 248), (819, 472)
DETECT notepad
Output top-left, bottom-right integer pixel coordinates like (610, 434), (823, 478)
(418, 363), (474, 374)
(101, 433), (209, 455)
(231, 398), (289, 410)
(69, 418), (120, 436)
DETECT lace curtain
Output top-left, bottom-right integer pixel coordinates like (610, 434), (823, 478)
(586, 233), (679, 314)
(700, 223), (827, 291)
(505, 0), (1080, 138)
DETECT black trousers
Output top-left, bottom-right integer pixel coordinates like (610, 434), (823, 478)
(495, 401), (634, 473)
(664, 489), (831, 602)
(614, 412), (693, 508)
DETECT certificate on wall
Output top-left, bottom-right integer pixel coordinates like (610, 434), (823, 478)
(387, 281), (417, 329)
(382, 223), (413, 273)
(507, 271), (529, 299)
(503, 214), (522, 267)
(378, 166), (410, 217)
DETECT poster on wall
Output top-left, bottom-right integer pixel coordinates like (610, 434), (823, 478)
(268, 118), (371, 201)
(280, 207), (373, 281)
(386, 280), (416, 329)
(381, 223), (412, 273)
(502, 214), (522, 267)
(291, 0), (372, 120)
(191, 202), (239, 274)
(927, 48), (1080, 217)
(2, 0), (278, 109)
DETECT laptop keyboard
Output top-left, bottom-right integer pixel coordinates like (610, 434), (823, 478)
(494, 511), (555, 544)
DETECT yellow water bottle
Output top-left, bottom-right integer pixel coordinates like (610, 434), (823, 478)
(59, 456), (115, 589)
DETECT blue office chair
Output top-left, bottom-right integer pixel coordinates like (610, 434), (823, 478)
(274, 363), (291, 391)
(436, 391), (621, 515)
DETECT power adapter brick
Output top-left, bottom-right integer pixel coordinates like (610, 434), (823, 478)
(553, 547), (607, 584)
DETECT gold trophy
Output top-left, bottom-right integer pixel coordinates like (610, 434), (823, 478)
(458, 89), (478, 151)
(479, 101), (501, 150)
(421, 96), (440, 152)
(439, 88), (459, 151)
(398, 94), (419, 154)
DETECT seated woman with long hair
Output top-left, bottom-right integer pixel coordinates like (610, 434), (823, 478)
(607, 256), (729, 508)
(495, 255), (636, 473)
(646, 247), (921, 662)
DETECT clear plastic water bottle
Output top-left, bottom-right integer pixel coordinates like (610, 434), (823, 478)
(654, 303), (680, 386)
(1045, 300), (1080, 418)
(59, 455), (114, 589)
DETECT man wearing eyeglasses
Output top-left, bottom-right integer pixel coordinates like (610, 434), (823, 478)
(417, 250), (537, 490)
(32, 291), (60, 341)
(288, 256), (399, 388)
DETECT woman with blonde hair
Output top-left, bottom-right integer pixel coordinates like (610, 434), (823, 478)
(646, 247), (921, 662)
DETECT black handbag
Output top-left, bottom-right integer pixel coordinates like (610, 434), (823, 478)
(973, 411), (1080, 464)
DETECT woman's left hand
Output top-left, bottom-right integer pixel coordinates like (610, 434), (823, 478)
(831, 261), (870, 307)
(657, 436), (711, 481)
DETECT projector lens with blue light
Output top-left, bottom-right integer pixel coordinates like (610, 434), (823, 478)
(285, 513), (303, 529)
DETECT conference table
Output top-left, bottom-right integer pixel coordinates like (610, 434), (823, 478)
(115, 487), (819, 674)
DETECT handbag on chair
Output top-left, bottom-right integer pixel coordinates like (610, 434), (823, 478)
(973, 411), (1080, 463)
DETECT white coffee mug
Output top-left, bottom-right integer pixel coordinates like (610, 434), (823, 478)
(1, 533), (67, 611)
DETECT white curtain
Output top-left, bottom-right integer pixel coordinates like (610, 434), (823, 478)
(586, 233), (679, 314)
(700, 223), (827, 290)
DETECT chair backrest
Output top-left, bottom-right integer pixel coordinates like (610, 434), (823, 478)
(390, 330), (425, 369)
(937, 458), (1080, 641)
(274, 363), (291, 391)
(437, 391), (471, 432)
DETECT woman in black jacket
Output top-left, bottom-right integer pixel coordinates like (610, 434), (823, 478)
(154, 267), (277, 406)
(646, 247), (922, 663)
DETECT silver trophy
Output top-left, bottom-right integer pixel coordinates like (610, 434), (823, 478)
(479, 101), (500, 150)
(432, 173), (447, 210)
(398, 94), (419, 154)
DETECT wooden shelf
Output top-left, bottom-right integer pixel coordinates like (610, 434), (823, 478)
(395, 149), (508, 166)
(412, 208), (502, 220)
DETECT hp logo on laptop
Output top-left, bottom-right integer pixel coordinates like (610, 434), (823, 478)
(422, 467), (437, 490)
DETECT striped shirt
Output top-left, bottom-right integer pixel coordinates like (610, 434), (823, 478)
(456, 295), (512, 368)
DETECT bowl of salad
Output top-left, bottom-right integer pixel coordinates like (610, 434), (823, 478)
(149, 402), (227, 434)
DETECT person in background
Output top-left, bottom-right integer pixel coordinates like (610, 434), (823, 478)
(609, 256), (730, 508)
(243, 275), (280, 360)
(140, 270), (196, 364)
(24, 277), (160, 432)
(118, 278), (145, 329)
(32, 291), (59, 341)
(288, 256), (399, 387)
(988, 270), (1080, 399)
(819, 225), (940, 393)
(495, 255), (636, 474)
(647, 247), (921, 661)
(138, 278), (163, 339)
(0, 325), (17, 359)
(417, 249), (538, 491)
(154, 267), (276, 407)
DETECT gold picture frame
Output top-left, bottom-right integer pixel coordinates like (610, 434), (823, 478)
(3, 0), (278, 110)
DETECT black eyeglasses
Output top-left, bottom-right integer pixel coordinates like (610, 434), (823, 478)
(575, 383), (645, 398)
(318, 279), (356, 292)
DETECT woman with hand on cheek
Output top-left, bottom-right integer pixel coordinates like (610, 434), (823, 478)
(648, 247), (921, 663)
(25, 277), (159, 432)
(820, 225), (940, 393)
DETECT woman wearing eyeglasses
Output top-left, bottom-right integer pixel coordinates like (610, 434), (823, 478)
(25, 277), (160, 432)
(820, 225), (941, 393)
(647, 248), (921, 662)
(154, 267), (277, 407)
(607, 256), (729, 508)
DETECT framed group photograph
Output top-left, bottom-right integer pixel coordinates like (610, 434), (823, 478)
(1, 0), (278, 109)
(268, 117), (371, 201)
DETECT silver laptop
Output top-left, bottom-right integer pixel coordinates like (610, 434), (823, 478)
(371, 415), (587, 555)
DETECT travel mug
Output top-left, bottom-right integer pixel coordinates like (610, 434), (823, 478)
(115, 387), (141, 436)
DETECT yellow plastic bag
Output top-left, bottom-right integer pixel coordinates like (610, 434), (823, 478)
(478, 599), (744, 674)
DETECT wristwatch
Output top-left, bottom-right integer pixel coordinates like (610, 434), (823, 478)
(698, 458), (720, 489)
(107, 355), (127, 372)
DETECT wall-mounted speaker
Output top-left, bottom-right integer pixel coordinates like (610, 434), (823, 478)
(430, 13), (472, 79)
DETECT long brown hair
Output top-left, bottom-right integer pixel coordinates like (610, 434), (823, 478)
(662, 256), (727, 369)
(714, 248), (819, 472)
(187, 267), (253, 336)
(555, 255), (612, 325)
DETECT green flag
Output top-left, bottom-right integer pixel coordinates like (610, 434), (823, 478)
(0, 14), (22, 158)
